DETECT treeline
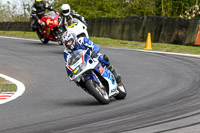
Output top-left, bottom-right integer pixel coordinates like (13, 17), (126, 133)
(54, 0), (199, 18)
(0, 1), (32, 22)
(0, 0), (200, 22)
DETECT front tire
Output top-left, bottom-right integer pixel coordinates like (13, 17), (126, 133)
(85, 79), (109, 104)
(114, 83), (127, 100)
(36, 30), (49, 44)
(40, 38), (49, 44)
(57, 40), (63, 45)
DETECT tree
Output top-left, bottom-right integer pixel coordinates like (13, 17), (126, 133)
(0, 0), (33, 22)
(1, 0), (200, 21)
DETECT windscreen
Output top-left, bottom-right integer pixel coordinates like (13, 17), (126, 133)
(44, 11), (55, 18)
(68, 50), (84, 66)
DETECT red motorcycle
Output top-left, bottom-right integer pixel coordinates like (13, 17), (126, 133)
(33, 11), (64, 45)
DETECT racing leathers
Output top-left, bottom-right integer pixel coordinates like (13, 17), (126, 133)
(31, 2), (57, 31)
(58, 10), (87, 31)
(64, 37), (121, 87)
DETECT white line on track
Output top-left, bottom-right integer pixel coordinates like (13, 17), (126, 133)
(0, 74), (25, 104)
(0, 35), (39, 42)
(106, 47), (200, 58)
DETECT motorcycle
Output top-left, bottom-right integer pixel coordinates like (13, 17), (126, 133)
(65, 18), (89, 38)
(66, 49), (127, 104)
(33, 11), (64, 45)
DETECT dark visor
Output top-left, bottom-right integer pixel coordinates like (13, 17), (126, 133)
(36, 2), (43, 7)
(63, 10), (70, 14)
(65, 39), (73, 45)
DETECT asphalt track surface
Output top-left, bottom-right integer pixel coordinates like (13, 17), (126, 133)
(1, 36), (200, 133)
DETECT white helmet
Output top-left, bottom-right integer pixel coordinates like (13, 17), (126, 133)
(61, 4), (71, 16)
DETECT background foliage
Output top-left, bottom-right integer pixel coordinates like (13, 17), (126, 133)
(0, 0), (199, 22)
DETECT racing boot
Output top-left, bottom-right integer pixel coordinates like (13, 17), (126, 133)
(108, 65), (121, 84)
(36, 29), (43, 40)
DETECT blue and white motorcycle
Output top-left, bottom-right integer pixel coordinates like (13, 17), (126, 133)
(67, 49), (127, 104)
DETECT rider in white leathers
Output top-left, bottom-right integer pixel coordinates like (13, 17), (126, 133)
(58, 4), (87, 31)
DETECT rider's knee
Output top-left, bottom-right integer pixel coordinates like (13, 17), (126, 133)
(103, 55), (109, 62)
(98, 54), (110, 66)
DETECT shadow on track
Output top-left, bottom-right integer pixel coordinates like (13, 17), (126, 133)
(50, 97), (119, 107)
(28, 42), (57, 46)
(50, 99), (102, 107)
(48, 50), (64, 55)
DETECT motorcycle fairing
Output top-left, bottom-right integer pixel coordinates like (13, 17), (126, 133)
(66, 18), (89, 38)
(94, 64), (118, 97)
(40, 11), (59, 41)
(68, 23), (78, 28)
(84, 53), (92, 63)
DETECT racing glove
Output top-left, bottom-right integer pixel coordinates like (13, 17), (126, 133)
(55, 12), (59, 15)
(38, 20), (45, 26)
(91, 51), (98, 58)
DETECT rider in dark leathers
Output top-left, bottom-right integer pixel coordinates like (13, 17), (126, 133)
(31, 0), (58, 31)
(62, 31), (121, 87)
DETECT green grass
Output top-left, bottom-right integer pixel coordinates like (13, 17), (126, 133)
(0, 31), (200, 55)
(0, 78), (17, 92)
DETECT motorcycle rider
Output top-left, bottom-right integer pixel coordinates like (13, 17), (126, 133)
(62, 31), (121, 86)
(31, 0), (58, 32)
(58, 4), (87, 31)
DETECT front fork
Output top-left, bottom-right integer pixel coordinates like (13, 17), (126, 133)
(92, 72), (104, 89)
(80, 71), (104, 94)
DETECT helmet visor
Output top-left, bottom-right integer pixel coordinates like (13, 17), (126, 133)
(65, 39), (73, 48)
(63, 9), (70, 14)
(36, 1), (43, 8)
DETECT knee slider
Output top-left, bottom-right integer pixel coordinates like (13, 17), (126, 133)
(103, 55), (109, 62)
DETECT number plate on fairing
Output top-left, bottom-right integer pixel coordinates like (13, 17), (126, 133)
(101, 67), (118, 96)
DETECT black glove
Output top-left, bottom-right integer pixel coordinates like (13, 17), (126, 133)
(91, 51), (97, 58)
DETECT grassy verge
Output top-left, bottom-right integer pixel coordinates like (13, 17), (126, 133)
(0, 31), (200, 55)
(0, 78), (17, 92)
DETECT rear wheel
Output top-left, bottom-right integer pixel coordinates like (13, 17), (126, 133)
(114, 83), (127, 100)
(85, 79), (109, 104)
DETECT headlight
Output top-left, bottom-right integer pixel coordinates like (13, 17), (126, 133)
(79, 63), (86, 70)
(73, 63), (86, 74)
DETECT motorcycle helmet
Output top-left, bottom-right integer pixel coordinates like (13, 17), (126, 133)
(61, 4), (71, 16)
(35, 0), (43, 8)
(62, 31), (77, 50)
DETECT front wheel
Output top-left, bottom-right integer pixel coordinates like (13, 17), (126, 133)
(40, 38), (49, 44)
(114, 83), (127, 100)
(85, 79), (109, 104)
(57, 40), (63, 45)
(36, 30), (49, 44)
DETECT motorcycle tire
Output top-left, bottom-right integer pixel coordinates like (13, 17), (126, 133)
(40, 38), (49, 44)
(57, 40), (63, 45)
(114, 83), (127, 100)
(36, 30), (49, 44)
(85, 79), (109, 104)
